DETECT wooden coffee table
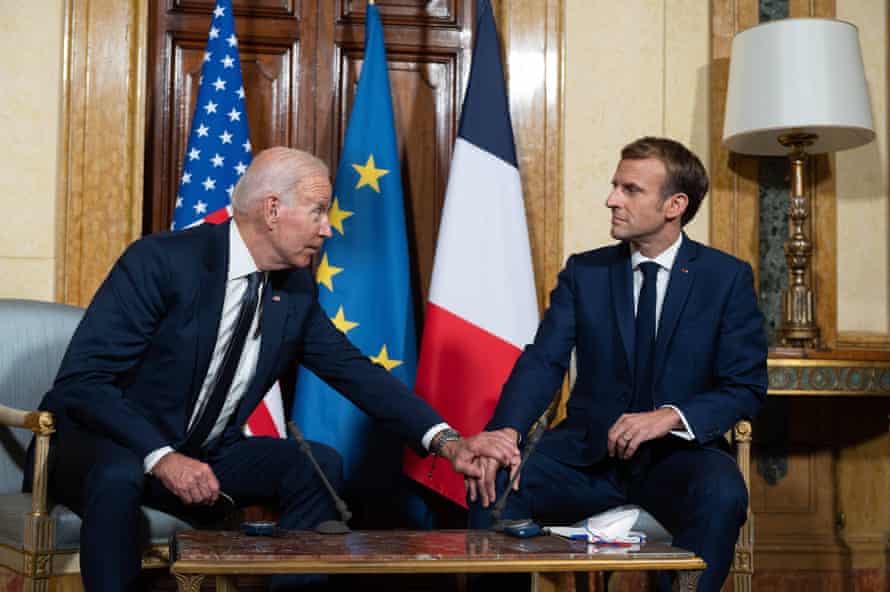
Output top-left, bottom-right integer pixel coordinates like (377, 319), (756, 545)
(170, 529), (705, 591)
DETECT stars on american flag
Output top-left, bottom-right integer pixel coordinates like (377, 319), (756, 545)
(172, 0), (252, 231)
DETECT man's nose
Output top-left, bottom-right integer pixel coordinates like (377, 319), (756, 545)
(606, 189), (620, 208)
(319, 217), (333, 238)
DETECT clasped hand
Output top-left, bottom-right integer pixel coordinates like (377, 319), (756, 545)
(451, 428), (520, 508)
(437, 429), (520, 490)
(607, 407), (683, 459)
(152, 451), (220, 505)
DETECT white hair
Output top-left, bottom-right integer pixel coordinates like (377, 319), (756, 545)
(231, 147), (329, 213)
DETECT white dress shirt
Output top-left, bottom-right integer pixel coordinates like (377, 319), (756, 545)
(144, 221), (265, 472)
(630, 233), (695, 440)
(146, 221), (450, 472)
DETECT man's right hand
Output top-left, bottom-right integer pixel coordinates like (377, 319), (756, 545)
(150, 451), (220, 505)
(466, 427), (520, 508)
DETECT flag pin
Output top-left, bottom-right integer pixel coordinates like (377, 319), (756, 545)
(272, 295), (281, 302)
(680, 267), (689, 273)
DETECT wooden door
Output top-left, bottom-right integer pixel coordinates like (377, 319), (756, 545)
(144, 0), (319, 235)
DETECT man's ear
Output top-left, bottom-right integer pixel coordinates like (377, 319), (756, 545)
(664, 192), (688, 223)
(262, 194), (280, 228)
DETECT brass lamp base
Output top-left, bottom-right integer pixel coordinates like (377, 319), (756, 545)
(776, 133), (820, 350)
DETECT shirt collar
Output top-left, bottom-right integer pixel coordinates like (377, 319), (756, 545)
(228, 220), (260, 281)
(631, 233), (683, 272)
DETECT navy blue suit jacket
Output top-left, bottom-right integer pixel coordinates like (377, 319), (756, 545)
(40, 220), (441, 459)
(488, 235), (768, 466)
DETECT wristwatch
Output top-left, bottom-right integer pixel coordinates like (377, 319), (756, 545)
(430, 428), (461, 457)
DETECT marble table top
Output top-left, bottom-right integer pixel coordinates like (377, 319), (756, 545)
(171, 530), (704, 575)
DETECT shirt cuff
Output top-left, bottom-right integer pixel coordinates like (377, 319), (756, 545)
(144, 446), (174, 474)
(421, 422), (451, 452)
(661, 405), (696, 441)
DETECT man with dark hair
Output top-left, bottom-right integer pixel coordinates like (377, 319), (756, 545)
(468, 137), (767, 591)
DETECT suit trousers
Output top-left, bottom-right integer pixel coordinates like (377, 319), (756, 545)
(47, 416), (343, 592)
(468, 439), (747, 592)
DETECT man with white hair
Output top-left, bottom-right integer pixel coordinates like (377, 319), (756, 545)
(35, 147), (519, 591)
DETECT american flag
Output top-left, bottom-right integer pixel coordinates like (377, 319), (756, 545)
(173, 0), (251, 230)
(172, 0), (286, 439)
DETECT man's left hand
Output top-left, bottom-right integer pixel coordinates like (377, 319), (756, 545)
(439, 430), (520, 479)
(607, 407), (683, 459)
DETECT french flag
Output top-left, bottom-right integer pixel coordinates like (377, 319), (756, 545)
(403, 0), (538, 507)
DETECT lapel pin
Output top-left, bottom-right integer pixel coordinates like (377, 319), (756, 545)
(680, 267), (689, 274)
(272, 295), (281, 302)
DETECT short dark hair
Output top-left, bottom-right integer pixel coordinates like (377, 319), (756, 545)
(620, 137), (708, 226)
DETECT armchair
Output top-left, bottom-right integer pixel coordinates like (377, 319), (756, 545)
(0, 299), (191, 591)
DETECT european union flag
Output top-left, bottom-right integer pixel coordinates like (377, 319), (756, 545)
(292, 4), (421, 518)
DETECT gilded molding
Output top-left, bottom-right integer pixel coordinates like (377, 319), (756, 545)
(768, 363), (890, 395)
(174, 573), (206, 592)
(734, 549), (753, 572)
(23, 411), (54, 436)
(733, 420), (752, 443)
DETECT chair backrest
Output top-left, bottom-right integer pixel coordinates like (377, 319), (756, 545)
(0, 299), (84, 494)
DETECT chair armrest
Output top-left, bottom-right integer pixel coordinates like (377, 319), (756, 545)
(0, 402), (54, 434)
(0, 403), (55, 515)
(732, 420), (752, 493)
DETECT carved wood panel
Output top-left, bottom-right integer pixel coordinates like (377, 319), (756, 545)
(339, 0), (459, 25)
(145, 1), (312, 234)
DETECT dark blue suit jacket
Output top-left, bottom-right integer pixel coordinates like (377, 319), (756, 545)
(488, 235), (768, 466)
(40, 220), (441, 459)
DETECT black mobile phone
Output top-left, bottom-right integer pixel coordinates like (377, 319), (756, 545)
(241, 521), (280, 536)
(501, 519), (543, 538)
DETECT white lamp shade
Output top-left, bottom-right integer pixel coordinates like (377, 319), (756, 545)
(723, 18), (875, 155)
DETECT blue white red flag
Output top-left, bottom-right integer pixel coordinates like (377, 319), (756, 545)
(403, 0), (539, 507)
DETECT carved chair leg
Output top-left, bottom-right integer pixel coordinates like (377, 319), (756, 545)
(22, 576), (50, 592)
(672, 569), (702, 592)
(174, 573), (205, 592)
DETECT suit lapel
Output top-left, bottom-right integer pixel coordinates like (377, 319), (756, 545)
(652, 235), (697, 386)
(189, 221), (230, 414)
(610, 244), (635, 374)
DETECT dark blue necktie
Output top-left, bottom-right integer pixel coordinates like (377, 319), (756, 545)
(632, 262), (659, 413)
(182, 271), (262, 455)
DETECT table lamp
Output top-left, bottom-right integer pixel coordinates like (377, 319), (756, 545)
(723, 18), (875, 348)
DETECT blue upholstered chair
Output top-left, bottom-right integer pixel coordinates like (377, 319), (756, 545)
(0, 299), (191, 591)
